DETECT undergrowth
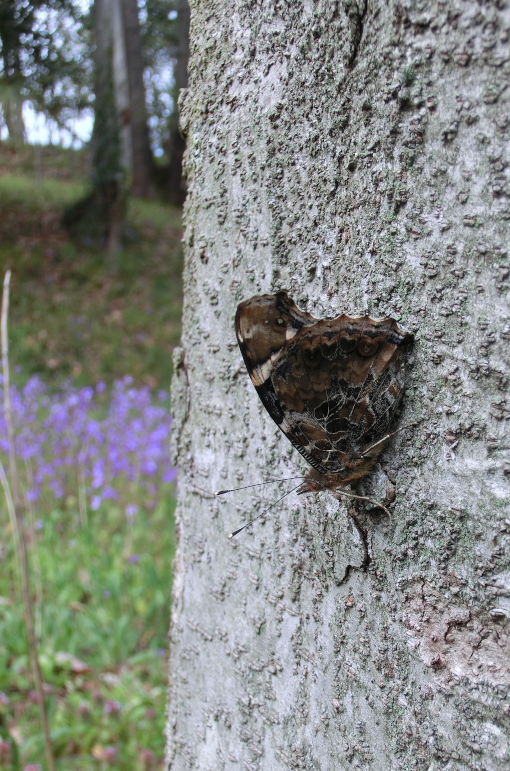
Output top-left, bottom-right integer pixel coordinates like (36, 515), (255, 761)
(0, 143), (182, 770)
(0, 144), (183, 391)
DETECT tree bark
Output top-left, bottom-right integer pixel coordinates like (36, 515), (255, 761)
(62, 0), (126, 254)
(2, 88), (25, 146)
(109, 0), (131, 172)
(95, 0), (154, 196)
(164, 0), (189, 205)
(167, 1), (510, 769)
(121, 0), (155, 197)
(0, 1), (26, 146)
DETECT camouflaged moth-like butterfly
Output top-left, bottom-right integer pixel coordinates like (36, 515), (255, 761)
(235, 291), (414, 500)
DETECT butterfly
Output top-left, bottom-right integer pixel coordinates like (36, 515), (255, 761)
(234, 291), (414, 510)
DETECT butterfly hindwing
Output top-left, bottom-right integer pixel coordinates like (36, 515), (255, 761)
(236, 292), (413, 484)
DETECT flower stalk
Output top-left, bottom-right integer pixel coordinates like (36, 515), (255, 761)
(1, 271), (56, 771)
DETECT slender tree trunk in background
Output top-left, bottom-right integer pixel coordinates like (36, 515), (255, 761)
(64, 0), (126, 254)
(94, 0), (154, 197)
(2, 88), (25, 146)
(121, 0), (155, 197)
(164, 0), (189, 204)
(167, 2), (509, 769)
(66, 0), (152, 249)
(109, 0), (131, 172)
(0, 2), (26, 147)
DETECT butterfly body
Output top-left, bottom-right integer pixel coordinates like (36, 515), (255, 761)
(235, 291), (413, 495)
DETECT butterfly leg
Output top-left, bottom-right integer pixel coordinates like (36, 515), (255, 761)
(360, 421), (420, 459)
(332, 489), (392, 518)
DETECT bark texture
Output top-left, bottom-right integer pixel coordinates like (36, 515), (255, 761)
(167, 1), (510, 769)
(121, 0), (155, 197)
(163, 0), (190, 205)
(97, 0), (154, 195)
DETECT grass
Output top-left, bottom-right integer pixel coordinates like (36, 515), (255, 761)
(0, 142), (183, 770)
(0, 143), (183, 391)
(0, 174), (87, 211)
(0, 495), (176, 769)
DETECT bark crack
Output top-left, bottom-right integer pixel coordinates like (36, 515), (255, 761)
(348, 504), (371, 569)
(330, 504), (371, 584)
(346, 0), (368, 69)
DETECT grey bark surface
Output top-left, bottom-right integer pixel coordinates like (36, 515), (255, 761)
(108, 0), (131, 171)
(2, 91), (25, 146)
(95, 0), (153, 193)
(121, 0), (155, 196)
(167, 1), (510, 769)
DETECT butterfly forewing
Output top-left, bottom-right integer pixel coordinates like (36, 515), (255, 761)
(236, 291), (413, 487)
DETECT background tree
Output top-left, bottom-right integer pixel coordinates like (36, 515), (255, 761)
(141, 0), (189, 203)
(63, 0), (186, 247)
(123, 0), (154, 196)
(163, 0), (189, 204)
(167, 1), (510, 769)
(87, 0), (126, 253)
(0, 0), (88, 145)
(0, 0), (185, 201)
(63, 0), (158, 249)
(97, 0), (155, 197)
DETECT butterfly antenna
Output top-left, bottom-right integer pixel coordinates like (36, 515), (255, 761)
(216, 477), (306, 495)
(228, 483), (303, 538)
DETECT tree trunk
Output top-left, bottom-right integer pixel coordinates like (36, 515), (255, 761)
(164, 0), (190, 205)
(2, 87), (25, 146)
(109, 0), (131, 172)
(62, 0), (126, 254)
(167, 1), (510, 769)
(0, 2), (26, 147)
(121, 0), (155, 197)
(174, 0), (190, 92)
(95, 0), (154, 196)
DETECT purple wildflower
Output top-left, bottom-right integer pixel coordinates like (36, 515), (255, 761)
(0, 741), (11, 763)
(104, 700), (122, 715)
(103, 746), (119, 766)
(0, 377), (177, 514)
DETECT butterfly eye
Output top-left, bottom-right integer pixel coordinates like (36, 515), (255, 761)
(302, 347), (323, 368)
(357, 338), (380, 358)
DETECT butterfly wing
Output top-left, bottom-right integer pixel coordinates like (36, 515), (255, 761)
(236, 293), (413, 476)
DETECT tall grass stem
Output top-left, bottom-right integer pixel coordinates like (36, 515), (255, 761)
(1, 270), (56, 771)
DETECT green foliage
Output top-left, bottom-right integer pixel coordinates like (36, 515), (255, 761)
(142, 0), (180, 151)
(0, 0), (181, 155)
(0, 173), (87, 210)
(0, 145), (183, 389)
(0, 142), (183, 769)
(0, 495), (176, 769)
(0, 0), (93, 128)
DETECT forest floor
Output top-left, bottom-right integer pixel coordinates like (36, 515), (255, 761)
(0, 142), (183, 390)
(0, 141), (183, 770)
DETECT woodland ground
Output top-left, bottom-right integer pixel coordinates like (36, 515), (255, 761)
(0, 142), (183, 390)
(0, 141), (183, 770)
